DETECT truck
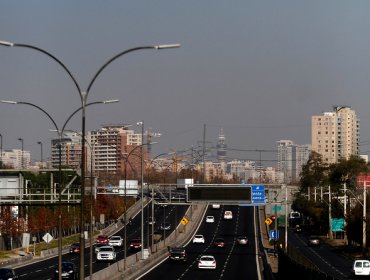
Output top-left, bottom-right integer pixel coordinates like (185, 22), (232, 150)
(176, 178), (194, 190)
(118, 180), (138, 196)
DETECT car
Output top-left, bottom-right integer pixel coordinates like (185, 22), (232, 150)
(159, 223), (171, 230)
(294, 224), (302, 233)
(129, 238), (142, 251)
(307, 235), (321, 247)
(108, 235), (123, 247)
(159, 222), (171, 231)
(168, 247), (187, 262)
(236, 235), (249, 246)
(198, 255), (216, 270)
(54, 261), (78, 280)
(213, 237), (225, 248)
(96, 245), (116, 262)
(352, 259), (370, 276)
(147, 217), (156, 225)
(193, 234), (205, 244)
(95, 235), (109, 245)
(205, 216), (215, 223)
(69, 242), (80, 254)
(0, 268), (19, 280)
(94, 243), (107, 254)
(211, 204), (221, 209)
(223, 210), (233, 220)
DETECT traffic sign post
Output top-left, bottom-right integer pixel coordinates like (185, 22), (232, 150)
(269, 230), (279, 240)
(251, 185), (265, 204)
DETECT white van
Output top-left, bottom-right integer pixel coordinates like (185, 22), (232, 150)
(353, 260), (370, 276)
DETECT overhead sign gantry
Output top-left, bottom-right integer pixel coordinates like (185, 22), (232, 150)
(186, 184), (265, 205)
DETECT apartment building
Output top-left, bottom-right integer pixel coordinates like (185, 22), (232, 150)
(311, 106), (359, 164)
(277, 140), (310, 184)
(1, 149), (31, 169)
(51, 132), (82, 170)
(87, 124), (144, 176)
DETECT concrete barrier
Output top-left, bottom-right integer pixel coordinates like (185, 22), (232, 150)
(90, 203), (208, 280)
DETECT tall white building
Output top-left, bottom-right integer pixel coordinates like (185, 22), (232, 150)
(1, 149), (31, 169)
(277, 140), (310, 184)
(312, 106), (359, 164)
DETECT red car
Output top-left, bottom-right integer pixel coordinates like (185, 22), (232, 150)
(96, 235), (109, 244)
(129, 239), (142, 251)
(69, 243), (80, 254)
(213, 237), (225, 248)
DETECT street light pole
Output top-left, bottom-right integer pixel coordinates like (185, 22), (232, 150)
(0, 40), (180, 279)
(0, 133), (2, 168)
(18, 138), (24, 169)
(137, 121), (145, 259)
(37, 141), (43, 168)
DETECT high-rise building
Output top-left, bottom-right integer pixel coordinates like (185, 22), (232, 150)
(277, 140), (310, 183)
(311, 106), (359, 164)
(217, 128), (227, 161)
(87, 124), (144, 176)
(51, 132), (82, 170)
(2, 149), (31, 169)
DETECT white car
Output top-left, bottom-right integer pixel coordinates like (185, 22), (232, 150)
(353, 260), (370, 276)
(198, 255), (216, 270)
(193, 234), (205, 244)
(205, 216), (215, 223)
(212, 204), (220, 209)
(223, 210), (233, 220)
(108, 235), (123, 247)
(96, 246), (116, 262)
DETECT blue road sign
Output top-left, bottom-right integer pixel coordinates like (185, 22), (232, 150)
(269, 230), (279, 240)
(251, 185), (265, 204)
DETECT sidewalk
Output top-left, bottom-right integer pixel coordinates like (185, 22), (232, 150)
(259, 206), (278, 274)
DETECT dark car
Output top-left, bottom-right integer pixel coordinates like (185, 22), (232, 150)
(129, 238), (142, 251)
(213, 237), (225, 248)
(159, 222), (171, 231)
(95, 235), (109, 245)
(168, 247), (187, 262)
(0, 268), (19, 280)
(54, 261), (78, 280)
(307, 235), (321, 247)
(69, 242), (80, 254)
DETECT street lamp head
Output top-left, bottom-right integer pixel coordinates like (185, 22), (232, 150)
(102, 99), (119, 104)
(18, 138), (23, 141)
(136, 121), (143, 126)
(154, 44), (181, 50)
(1, 100), (17, 104)
(0, 40), (14, 47)
(37, 141), (42, 145)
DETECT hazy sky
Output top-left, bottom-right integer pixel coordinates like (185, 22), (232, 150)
(1, 1), (370, 165)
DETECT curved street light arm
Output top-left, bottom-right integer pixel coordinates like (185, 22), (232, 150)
(0, 42), (81, 95)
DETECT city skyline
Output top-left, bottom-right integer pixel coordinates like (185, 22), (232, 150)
(1, 2), (370, 164)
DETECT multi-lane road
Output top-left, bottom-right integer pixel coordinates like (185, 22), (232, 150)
(139, 205), (261, 280)
(13, 203), (188, 279)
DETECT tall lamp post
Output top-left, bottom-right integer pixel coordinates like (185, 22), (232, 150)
(0, 133), (2, 168)
(1, 99), (118, 280)
(18, 138), (24, 169)
(37, 141), (43, 168)
(136, 121), (145, 259)
(0, 39), (180, 279)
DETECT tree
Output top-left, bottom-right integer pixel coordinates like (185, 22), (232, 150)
(300, 151), (328, 198)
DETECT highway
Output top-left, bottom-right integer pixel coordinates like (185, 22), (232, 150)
(13, 203), (188, 280)
(287, 228), (353, 279)
(139, 205), (259, 280)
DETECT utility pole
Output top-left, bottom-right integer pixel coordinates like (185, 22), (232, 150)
(363, 180), (367, 255)
(328, 185), (333, 239)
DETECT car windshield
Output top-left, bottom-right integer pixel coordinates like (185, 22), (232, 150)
(201, 257), (214, 261)
(131, 239), (141, 243)
(111, 236), (120, 240)
(0, 268), (13, 275)
(62, 263), (74, 270)
(100, 247), (113, 252)
(195, 235), (203, 238)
